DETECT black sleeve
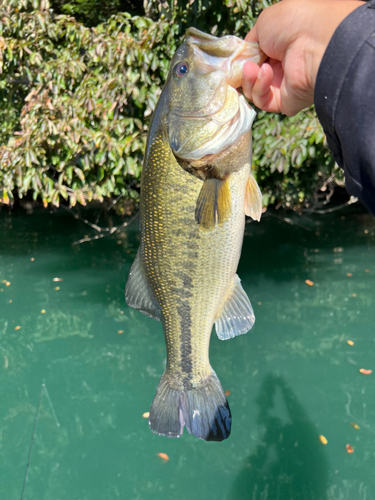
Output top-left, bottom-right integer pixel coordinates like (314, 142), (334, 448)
(314, 0), (375, 216)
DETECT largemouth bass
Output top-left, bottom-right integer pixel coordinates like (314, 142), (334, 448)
(126, 28), (265, 441)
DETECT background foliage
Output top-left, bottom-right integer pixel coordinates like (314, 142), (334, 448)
(0, 0), (341, 212)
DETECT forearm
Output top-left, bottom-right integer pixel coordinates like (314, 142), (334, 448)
(315, 0), (375, 215)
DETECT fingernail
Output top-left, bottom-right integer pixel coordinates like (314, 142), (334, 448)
(257, 65), (265, 79)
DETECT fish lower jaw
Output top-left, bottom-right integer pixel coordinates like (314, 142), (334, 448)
(174, 95), (254, 163)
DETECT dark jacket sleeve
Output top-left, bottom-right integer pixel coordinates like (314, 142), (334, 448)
(314, 0), (375, 215)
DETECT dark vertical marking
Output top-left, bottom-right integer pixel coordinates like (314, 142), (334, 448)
(176, 298), (193, 388)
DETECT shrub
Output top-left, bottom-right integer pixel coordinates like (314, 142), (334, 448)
(0, 0), (341, 211)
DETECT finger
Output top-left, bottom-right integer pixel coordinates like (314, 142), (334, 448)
(245, 24), (258, 43)
(248, 63), (282, 113)
(242, 60), (260, 102)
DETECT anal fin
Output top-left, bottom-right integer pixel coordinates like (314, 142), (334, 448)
(215, 274), (255, 340)
(245, 173), (262, 221)
(195, 178), (231, 231)
(125, 249), (161, 321)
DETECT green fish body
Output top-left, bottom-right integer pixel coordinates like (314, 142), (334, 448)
(126, 28), (265, 441)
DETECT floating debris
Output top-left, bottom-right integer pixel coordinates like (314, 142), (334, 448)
(346, 444), (354, 453)
(40, 309), (46, 314)
(305, 280), (314, 286)
(346, 273), (353, 277)
(55, 287), (60, 291)
(3, 281), (11, 286)
(257, 302), (262, 306)
(347, 340), (354, 346)
(30, 258), (35, 262)
(319, 435), (328, 445)
(8, 300), (12, 304)
(117, 330), (124, 335)
(350, 422), (360, 430)
(14, 326), (21, 331)
(352, 294), (357, 297)
(157, 453), (169, 462)
(365, 269), (370, 273)
(52, 277), (63, 282)
(142, 412), (150, 418)
(359, 368), (372, 375)
(225, 390), (231, 397)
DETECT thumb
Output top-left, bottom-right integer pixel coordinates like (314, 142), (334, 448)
(245, 24), (259, 43)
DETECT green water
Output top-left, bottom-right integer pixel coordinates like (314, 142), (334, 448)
(1, 204), (375, 500)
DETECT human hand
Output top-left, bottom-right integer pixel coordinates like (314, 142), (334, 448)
(242, 0), (364, 116)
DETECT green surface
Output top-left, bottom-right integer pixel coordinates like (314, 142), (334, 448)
(1, 205), (374, 500)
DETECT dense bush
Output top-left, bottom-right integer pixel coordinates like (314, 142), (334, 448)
(0, 0), (341, 211)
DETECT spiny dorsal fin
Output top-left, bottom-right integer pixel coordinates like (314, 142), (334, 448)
(195, 178), (231, 231)
(245, 173), (262, 221)
(125, 249), (161, 321)
(214, 274), (255, 340)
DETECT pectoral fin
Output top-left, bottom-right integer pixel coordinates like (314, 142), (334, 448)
(214, 275), (255, 340)
(125, 249), (161, 321)
(245, 174), (262, 221)
(195, 178), (231, 231)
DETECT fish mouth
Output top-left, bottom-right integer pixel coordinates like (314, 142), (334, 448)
(168, 29), (265, 161)
(187, 28), (265, 88)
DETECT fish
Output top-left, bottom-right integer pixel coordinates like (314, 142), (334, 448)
(125, 28), (265, 441)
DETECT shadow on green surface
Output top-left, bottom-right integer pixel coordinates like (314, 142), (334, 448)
(230, 374), (328, 500)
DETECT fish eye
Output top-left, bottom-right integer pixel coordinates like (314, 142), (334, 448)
(173, 61), (189, 78)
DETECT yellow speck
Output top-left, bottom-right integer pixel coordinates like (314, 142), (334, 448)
(15, 326), (21, 330)
(258, 302), (262, 305)
(352, 293), (357, 297)
(55, 287), (60, 291)
(53, 277), (63, 282)
(41, 309), (46, 314)
(142, 412), (150, 418)
(347, 340), (354, 346)
(350, 422), (360, 430)
(30, 257), (35, 262)
(305, 280), (314, 286)
(359, 368), (372, 375)
(346, 273), (353, 277)
(319, 435), (328, 445)
(8, 300), (12, 304)
(117, 330), (124, 335)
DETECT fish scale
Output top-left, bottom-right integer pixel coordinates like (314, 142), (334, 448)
(141, 130), (249, 388)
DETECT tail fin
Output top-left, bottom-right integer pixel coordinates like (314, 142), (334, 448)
(148, 371), (231, 442)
